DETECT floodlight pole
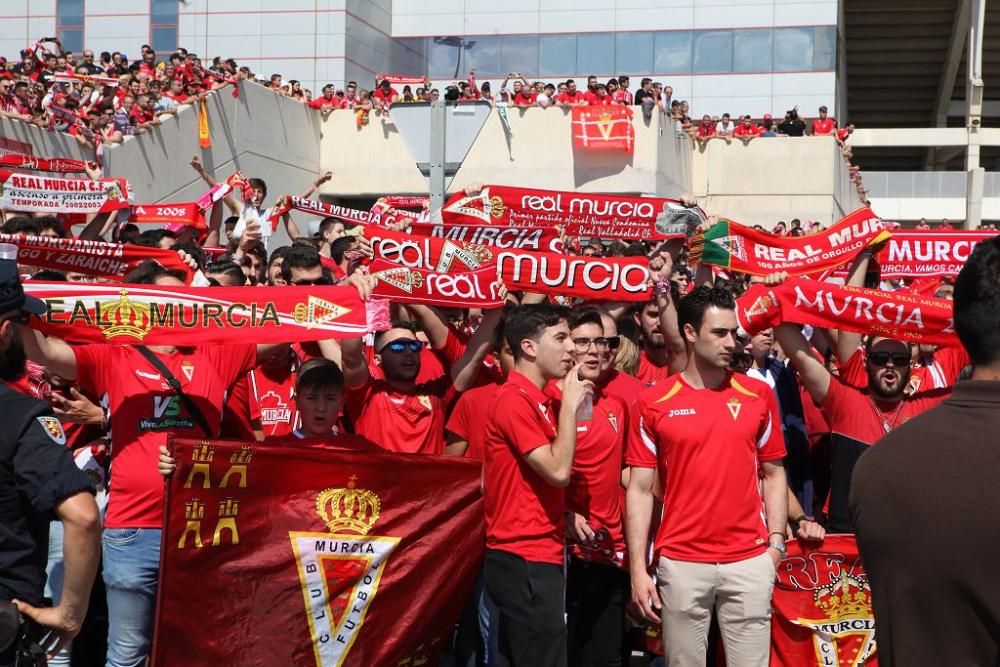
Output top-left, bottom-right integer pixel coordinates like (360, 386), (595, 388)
(429, 100), (446, 222)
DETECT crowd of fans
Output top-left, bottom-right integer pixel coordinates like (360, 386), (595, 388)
(3, 35), (998, 667)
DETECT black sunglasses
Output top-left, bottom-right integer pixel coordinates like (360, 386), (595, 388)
(380, 339), (423, 354)
(868, 352), (910, 368)
(291, 278), (329, 286)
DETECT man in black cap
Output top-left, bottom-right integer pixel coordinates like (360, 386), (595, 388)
(0, 244), (100, 666)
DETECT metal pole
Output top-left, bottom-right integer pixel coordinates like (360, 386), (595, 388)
(429, 100), (447, 222)
(965, 0), (986, 228)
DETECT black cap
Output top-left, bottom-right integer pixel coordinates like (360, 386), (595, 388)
(0, 244), (46, 316)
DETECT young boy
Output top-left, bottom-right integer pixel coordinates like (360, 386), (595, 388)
(158, 359), (378, 475)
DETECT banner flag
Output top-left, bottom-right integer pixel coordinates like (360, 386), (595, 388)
(441, 185), (704, 242)
(835, 231), (997, 280)
(152, 437), (484, 667)
(130, 202), (207, 229)
(0, 170), (131, 214)
(24, 282), (370, 345)
(406, 221), (564, 253)
(736, 278), (958, 346)
(771, 535), (878, 666)
(572, 105), (635, 153)
(691, 209), (890, 276)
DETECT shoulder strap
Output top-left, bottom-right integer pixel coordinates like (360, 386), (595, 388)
(137, 346), (214, 437)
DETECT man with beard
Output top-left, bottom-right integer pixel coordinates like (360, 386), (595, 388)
(340, 304), (504, 455)
(632, 297), (685, 387)
(0, 245), (100, 666)
(775, 314), (949, 533)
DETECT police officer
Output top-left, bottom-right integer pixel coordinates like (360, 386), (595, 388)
(0, 244), (100, 666)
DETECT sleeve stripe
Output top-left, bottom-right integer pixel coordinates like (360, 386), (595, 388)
(639, 416), (657, 457)
(756, 411), (773, 450)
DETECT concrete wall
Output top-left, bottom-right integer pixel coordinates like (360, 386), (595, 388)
(318, 106), (691, 198)
(102, 80), (321, 209)
(0, 116), (94, 163)
(691, 136), (862, 226)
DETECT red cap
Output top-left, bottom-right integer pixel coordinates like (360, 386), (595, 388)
(763, 113), (772, 120)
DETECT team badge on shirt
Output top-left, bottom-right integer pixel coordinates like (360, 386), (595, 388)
(417, 395), (432, 410)
(727, 397), (742, 420)
(607, 412), (618, 433)
(181, 360), (195, 381)
(37, 416), (66, 445)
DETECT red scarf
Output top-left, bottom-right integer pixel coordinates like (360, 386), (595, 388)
(406, 222), (563, 253)
(376, 74), (427, 85)
(269, 195), (404, 229)
(130, 202), (206, 229)
(691, 208), (890, 276)
(441, 185), (701, 241)
(369, 260), (502, 308)
(866, 231), (995, 279)
(0, 170), (131, 214)
(379, 195), (429, 208)
(0, 153), (94, 173)
(25, 282), (370, 345)
(5, 233), (191, 281)
(737, 278), (957, 346)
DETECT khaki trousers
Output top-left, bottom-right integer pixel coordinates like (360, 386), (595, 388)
(655, 552), (775, 667)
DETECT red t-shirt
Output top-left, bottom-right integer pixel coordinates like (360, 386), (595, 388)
(812, 118), (836, 135)
(556, 90), (585, 105)
(372, 87), (398, 106)
(264, 430), (381, 453)
(548, 382), (629, 568)
(629, 373), (786, 563)
(837, 127), (851, 142)
(636, 349), (670, 388)
(698, 122), (716, 137)
(129, 105), (154, 124)
(820, 377), (949, 531)
(345, 374), (451, 455)
(446, 382), (501, 461)
(248, 363), (298, 438)
(612, 90), (633, 105)
(734, 123), (758, 138)
(513, 91), (537, 106)
(483, 371), (563, 564)
(839, 346), (968, 394)
(308, 96), (344, 111)
(74, 344), (256, 528)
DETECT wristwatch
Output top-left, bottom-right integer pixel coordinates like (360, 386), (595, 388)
(767, 540), (787, 557)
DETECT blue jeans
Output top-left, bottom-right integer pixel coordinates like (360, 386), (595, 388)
(44, 521), (71, 667)
(102, 528), (161, 667)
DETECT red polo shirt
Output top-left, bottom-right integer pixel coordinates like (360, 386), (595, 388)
(483, 371), (564, 564)
(629, 373), (786, 563)
(812, 118), (836, 135)
(446, 381), (502, 461)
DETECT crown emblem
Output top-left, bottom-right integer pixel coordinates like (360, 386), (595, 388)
(461, 242), (494, 266)
(814, 572), (872, 621)
(98, 289), (153, 341)
(488, 195), (506, 219)
(744, 293), (776, 320)
(315, 475), (381, 536)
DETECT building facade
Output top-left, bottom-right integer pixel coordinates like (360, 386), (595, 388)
(2, 0), (838, 118)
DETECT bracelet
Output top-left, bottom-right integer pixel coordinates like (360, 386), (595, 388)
(767, 531), (785, 540)
(653, 279), (672, 297)
(793, 514), (812, 523)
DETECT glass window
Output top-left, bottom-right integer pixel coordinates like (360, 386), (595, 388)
(464, 37), (501, 78)
(57, 28), (83, 54)
(615, 32), (653, 75)
(693, 30), (733, 73)
(774, 27), (813, 72)
(57, 0), (84, 27)
(539, 34), (576, 77)
(151, 26), (178, 54)
(577, 33), (615, 76)
(428, 38), (462, 79)
(501, 35), (539, 78)
(813, 26), (836, 70)
(654, 31), (692, 74)
(151, 0), (179, 25)
(733, 29), (772, 73)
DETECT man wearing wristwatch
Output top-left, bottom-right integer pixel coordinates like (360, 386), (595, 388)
(626, 287), (788, 667)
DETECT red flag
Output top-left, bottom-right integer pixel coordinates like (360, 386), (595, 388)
(152, 437), (484, 667)
(771, 535), (878, 666)
(4, 233), (190, 281)
(829, 231), (998, 280)
(369, 259), (502, 309)
(130, 202), (206, 229)
(572, 105), (635, 153)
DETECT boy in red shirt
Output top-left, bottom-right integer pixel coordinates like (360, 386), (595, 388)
(811, 105), (836, 135)
(482, 303), (593, 666)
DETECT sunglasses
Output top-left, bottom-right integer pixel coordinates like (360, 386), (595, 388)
(291, 278), (329, 286)
(572, 336), (621, 352)
(380, 339), (423, 354)
(868, 352), (910, 368)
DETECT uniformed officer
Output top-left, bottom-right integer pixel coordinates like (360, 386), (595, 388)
(0, 244), (100, 666)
